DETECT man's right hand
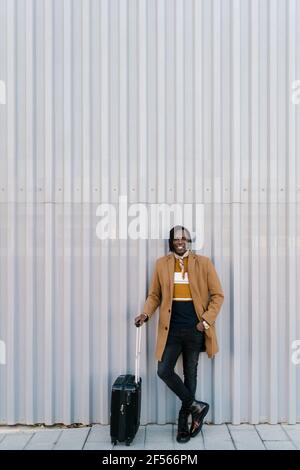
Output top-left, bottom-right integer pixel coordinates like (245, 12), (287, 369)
(134, 313), (148, 327)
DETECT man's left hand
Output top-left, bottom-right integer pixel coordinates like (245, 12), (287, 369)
(196, 321), (205, 332)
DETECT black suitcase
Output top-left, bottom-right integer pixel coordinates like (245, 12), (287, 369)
(110, 327), (142, 446)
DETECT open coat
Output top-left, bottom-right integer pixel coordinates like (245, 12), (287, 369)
(142, 252), (225, 361)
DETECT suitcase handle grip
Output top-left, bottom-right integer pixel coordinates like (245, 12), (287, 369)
(135, 325), (142, 383)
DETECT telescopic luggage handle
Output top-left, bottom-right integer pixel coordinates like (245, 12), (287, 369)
(135, 324), (142, 383)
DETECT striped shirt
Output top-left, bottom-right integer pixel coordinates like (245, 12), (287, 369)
(173, 258), (193, 301)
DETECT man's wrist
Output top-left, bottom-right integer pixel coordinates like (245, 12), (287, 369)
(142, 312), (149, 320)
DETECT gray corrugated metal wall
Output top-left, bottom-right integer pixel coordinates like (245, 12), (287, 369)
(0, 0), (299, 425)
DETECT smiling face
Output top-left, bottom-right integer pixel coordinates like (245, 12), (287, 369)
(172, 228), (189, 255)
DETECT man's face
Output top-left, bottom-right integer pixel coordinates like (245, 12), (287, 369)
(173, 229), (189, 255)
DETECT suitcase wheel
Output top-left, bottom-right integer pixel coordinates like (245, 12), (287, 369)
(111, 438), (117, 445)
(125, 438), (131, 446)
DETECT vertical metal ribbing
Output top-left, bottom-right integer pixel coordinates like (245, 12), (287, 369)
(250, 0), (260, 423)
(193, 0), (202, 204)
(80, 0), (91, 424)
(62, 0), (72, 425)
(25, 0), (34, 424)
(44, 0), (54, 424)
(120, 0), (128, 198)
(175, 0), (184, 204)
(6, 0), (16, 425)
(231, 0), (241, 425)
(268, 0), (278, 424)
(157, 0), (166, 204)
(99, 0), (109, 424)
(287, 0), (297, 424)
(231, 205), (241, 424)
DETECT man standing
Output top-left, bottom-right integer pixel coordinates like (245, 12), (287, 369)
(135, 226), (224, 444)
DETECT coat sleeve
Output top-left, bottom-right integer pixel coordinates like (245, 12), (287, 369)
(142, 261), (162, 320)
(202, 258), (224, 326)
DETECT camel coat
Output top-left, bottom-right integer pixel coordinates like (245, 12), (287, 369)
(142, 252), (224, 361)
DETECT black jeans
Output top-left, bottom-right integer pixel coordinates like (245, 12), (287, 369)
(157, 327), (205, 408)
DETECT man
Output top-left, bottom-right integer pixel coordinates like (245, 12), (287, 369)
(135, 226), (224, 444)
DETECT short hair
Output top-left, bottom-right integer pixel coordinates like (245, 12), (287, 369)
(169, 225), (192, 252)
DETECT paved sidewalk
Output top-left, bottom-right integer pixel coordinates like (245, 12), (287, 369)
(0, 424), (299, 450)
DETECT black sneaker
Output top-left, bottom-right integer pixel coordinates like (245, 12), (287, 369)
(176, 408), (191, 443)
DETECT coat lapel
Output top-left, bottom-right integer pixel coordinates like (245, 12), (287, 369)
(188, 252), (206, 313)
(187, 252), (198, 301)
(187, 252), (196, 287)
(167, 254), (175, 300)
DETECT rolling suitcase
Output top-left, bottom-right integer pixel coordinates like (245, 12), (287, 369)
(110, 326), (142, 446)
